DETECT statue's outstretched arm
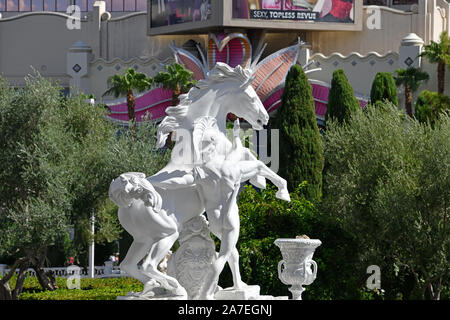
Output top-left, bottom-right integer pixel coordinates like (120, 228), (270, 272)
(150, 173), (195, 190)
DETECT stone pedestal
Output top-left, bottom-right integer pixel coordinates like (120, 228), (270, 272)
(67, 40), (93, 95)
(215, 285), (261, 300)
(167, 216), (217, 300)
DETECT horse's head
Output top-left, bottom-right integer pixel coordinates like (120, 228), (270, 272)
(210, 63), (269, 131)
(230, 78), (269, 131)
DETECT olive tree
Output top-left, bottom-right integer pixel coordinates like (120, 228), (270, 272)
(0, 74), (169, 299)
(322, 103), (449, 299)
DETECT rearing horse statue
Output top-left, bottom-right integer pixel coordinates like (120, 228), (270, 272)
(109, 63), (289, 299)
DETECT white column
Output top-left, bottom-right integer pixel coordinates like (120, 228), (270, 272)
(89, 211), (95, 278)
(67, 40), (92, 94)
(398, 33), (424, 69)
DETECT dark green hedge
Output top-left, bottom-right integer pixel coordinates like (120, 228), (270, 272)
(217, 184), (365, 300)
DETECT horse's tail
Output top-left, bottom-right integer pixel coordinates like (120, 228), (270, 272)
(156, 118), (174, 148)
(156, 104), (189, 148)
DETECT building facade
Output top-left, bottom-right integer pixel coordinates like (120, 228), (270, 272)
(0, 0), (449, 119)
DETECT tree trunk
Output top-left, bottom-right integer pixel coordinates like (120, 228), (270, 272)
(429, 277), (442, 300)
(31, 247), (57, 291)
(126, 90), (136, 122)
(437, 62), (445, 95)
(166, 85), (182, 149)
(0, 280), (12, 300)
(172, 85), (181, 106)
(405, 85), (413, 117)
(126, 90), (137, 138)
(0, 257), (27, 300)
(12, 262), (30, 300)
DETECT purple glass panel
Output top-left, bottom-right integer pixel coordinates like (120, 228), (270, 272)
(56, 0), (68, 11)
(124, 0), (135, 11)
(6, 0), (19, 11)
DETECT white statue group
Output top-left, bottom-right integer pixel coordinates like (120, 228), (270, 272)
(109, 62), (291, 300)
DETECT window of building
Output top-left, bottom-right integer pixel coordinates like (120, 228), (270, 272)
(0, 0), (148, 12)
(19, 0), (31, 11)
(32, 0), (43, 10)
(56, 0), (68, 11)
(363, 0), (387, 5)
(44, 0), (55, 11)
(392, 0), (418, 4)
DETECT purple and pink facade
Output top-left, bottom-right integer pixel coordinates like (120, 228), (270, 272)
(105, 32), (367, 125)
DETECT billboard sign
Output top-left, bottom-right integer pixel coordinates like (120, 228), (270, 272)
(150, 0), (212, 28)
(148, 0), (362, 35)
(232, 0), (355, 23)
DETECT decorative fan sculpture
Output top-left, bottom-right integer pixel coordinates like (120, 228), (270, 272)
(105, 32), (367, 124)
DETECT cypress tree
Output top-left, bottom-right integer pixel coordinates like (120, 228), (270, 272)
(273, 64), (324, 201)
(370, 72), (398, 106)
(326, 69), (361, 124)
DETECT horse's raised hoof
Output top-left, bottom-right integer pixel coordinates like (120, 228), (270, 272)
(250, 175), (266, 189)
(276, 189), (291, 202)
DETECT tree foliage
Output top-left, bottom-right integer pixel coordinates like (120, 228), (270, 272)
(326, 69), (361, 124)
(370, 72), (398, 106)
(153, 62), (197, 105)
(273, 64), (324, 200)
(415, 90), (450, 126)
(395, 67), (429, 116)
(322, 102), (449, 299)
(103, 68), (152, 130)
(419, 31), (450, 94)
(0, 74), (169, 299)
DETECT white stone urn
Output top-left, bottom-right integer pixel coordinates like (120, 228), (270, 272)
(274, 238), (322, 300)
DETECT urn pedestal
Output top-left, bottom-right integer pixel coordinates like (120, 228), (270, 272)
(274, 238), (322, 300)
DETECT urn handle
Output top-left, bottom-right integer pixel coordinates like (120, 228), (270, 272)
(277, 260), (289, 285)
(309, 260), (318, 280)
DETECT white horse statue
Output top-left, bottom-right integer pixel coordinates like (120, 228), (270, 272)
(109, 63), (290, 299)
(155, 116), (290, 299)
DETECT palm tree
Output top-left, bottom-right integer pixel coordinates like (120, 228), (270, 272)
(395, 67), (429, 116)
(153, 63), (196, 148)
(419, 31), (450, 94)
(103, 68), (152, 128)
(153, 63), (197, 106)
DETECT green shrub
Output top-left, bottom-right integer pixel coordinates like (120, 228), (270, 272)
(17, 277), (143, 300)
(370, 72), (398, 106)
(322, 102), (450, 300)
(218, 184), (363, 300)
(273, 64), (324, 200)
(326, 69), (361, 124)
(415, 90), (450, 125)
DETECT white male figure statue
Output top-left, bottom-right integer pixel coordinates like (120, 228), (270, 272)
(109, 63), (291, 300)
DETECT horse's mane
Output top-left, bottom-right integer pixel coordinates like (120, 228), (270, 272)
(156, 63), (253, 148)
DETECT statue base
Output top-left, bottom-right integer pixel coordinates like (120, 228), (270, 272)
(214, 285), (260, 300)
(117, 286), (288, 300)
(117, 291), (187, 300)
(214, 285), (288, 300)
